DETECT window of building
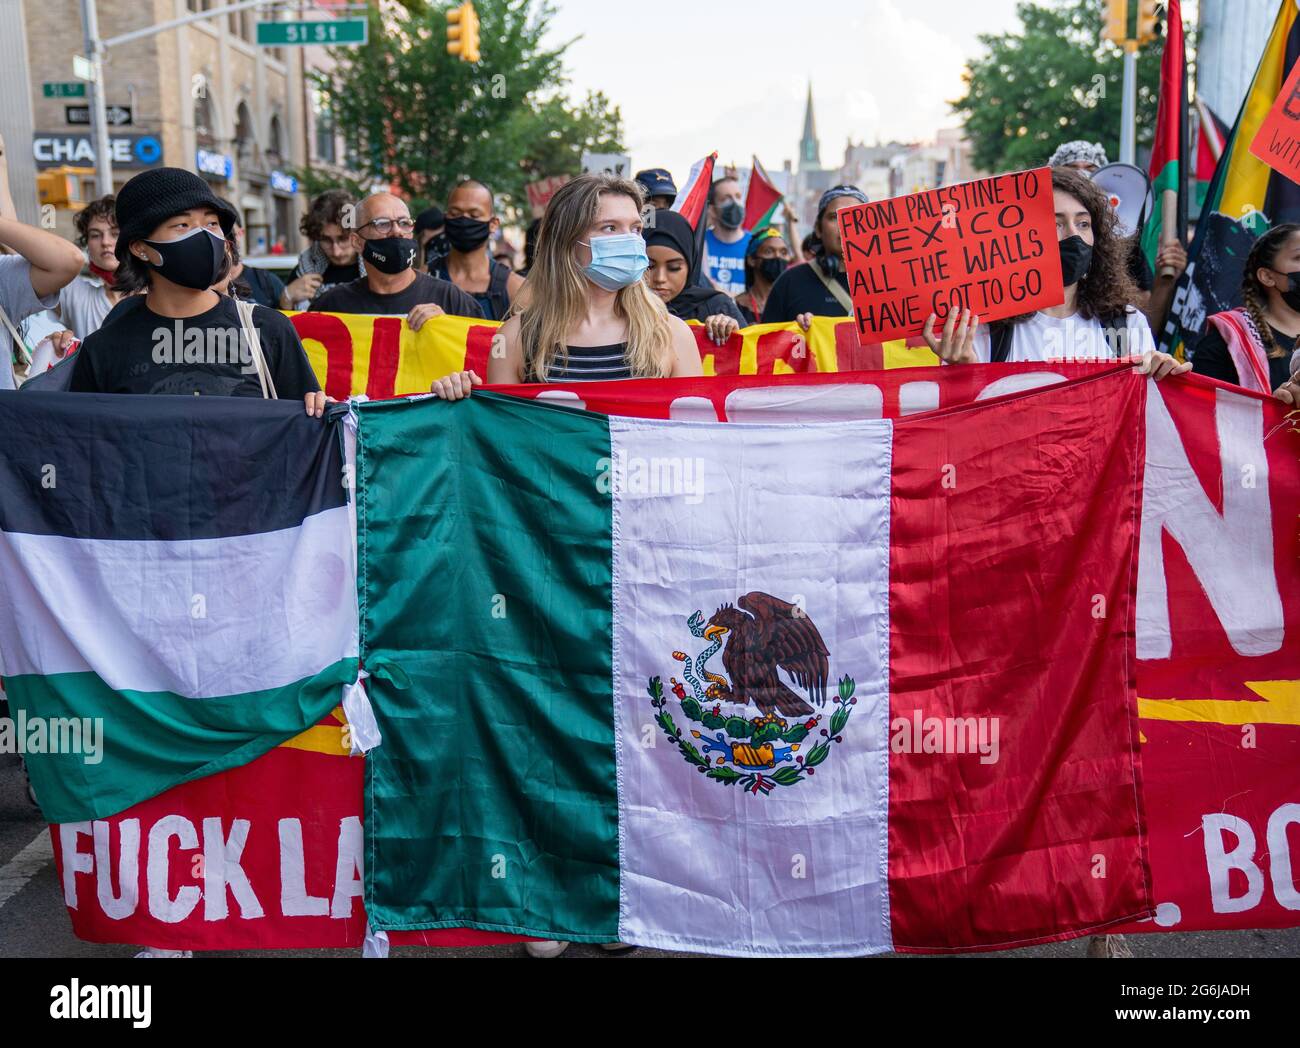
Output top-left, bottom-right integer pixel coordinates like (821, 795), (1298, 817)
(312, 87), (336, 165)
(267, 114), (285, 169)
(234, 101), (256, 166)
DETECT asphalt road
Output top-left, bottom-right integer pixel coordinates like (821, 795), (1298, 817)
(2, 751), (1296, 960)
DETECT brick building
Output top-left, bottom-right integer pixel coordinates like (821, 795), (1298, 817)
(2, 0), (355, 252)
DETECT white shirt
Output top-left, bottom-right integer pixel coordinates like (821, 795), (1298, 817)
(57, 273), (116, 340)
(973, 307), (1155, 364)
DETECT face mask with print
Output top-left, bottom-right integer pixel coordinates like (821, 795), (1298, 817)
(362, 235), (418, 275)
(141, 227), (227, 290)
(579, 233), (649, 291)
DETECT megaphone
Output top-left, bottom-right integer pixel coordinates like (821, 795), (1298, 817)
(1091, 163), (1152, 238)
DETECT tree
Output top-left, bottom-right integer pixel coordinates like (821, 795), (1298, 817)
(301, 0), (624, 217)
(953, 0), (1162, 175)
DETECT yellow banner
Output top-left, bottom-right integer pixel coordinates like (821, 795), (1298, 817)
(286, 312), (939, 398)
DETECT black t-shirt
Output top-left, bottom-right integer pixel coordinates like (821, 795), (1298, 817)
(309, 272), (484, 319)
(69, 294), (321, 398)
(761, 260), (851, 323)
(1193, 322), (1295, 390)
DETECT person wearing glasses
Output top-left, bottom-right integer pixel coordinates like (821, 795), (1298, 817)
(310, 193), (483, 324)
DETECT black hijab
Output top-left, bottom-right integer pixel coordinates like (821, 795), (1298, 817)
(645, 208), (718, 318)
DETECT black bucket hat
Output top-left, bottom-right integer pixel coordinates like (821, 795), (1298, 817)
(114, 167), (238, 264)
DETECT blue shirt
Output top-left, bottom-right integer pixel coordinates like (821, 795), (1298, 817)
(703, 229), (750, 297)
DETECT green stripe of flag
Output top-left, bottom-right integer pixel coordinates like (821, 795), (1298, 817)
(357, 392), (620, 939)
(5, 659), (357, 823)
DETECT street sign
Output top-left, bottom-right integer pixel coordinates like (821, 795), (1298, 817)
(43, 82), (86, 99)
(33, 132), (162, 169)
(65, 104), (133, 127)
(72, 55), (96, 82)
(256, 19), (368, 46)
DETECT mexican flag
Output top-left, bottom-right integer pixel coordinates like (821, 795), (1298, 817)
(355, 374), (1153, 956)
(1141, 0), (1187, 267)
(743, 154), (783, 231)
(0, 392), (359, 824)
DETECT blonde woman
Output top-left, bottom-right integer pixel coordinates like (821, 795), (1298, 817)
(430, 173), (701, 399)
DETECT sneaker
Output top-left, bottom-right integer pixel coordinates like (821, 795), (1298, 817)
(524, 940), (570, 959)
(598, 942), (637, 955)
(1085, 934), (1133, 958)
(134, 947), (193, 958)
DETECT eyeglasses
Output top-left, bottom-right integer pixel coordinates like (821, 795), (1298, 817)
(359, 218), (416, 236)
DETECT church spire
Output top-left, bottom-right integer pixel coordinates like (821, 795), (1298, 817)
(800, 82), (821, 170)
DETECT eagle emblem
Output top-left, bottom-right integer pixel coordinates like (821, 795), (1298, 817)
(648, 592), (856, 796)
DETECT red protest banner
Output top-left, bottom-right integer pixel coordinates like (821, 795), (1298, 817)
(837, 167), (1062, 343)
(1249, 56), (1300, 182)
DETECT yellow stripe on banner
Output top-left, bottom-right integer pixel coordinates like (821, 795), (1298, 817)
(1220, 3), (1297, 222)
(805, 316), (842, 371)
(884, 341), (940, 369)
(1138, 681), (1300, 728)
(395, 314), (497, 395)
(278, 706), (356, 756)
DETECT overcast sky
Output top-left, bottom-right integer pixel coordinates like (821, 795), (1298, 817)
(544, 0), (1026, 181)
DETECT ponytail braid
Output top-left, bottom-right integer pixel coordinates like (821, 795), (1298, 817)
(1240, 282), (1282, 359)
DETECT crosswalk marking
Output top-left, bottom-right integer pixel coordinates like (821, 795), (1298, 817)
(0, 831), (53, 911)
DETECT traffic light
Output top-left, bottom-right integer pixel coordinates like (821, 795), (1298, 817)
(1102, 0), (1128, 45)
(446, 1), (481, 64)
(1136, 0), (1161, 45)
(37, 170), (74, 208)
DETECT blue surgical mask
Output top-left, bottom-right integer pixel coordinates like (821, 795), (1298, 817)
(579, 233), (649, 291)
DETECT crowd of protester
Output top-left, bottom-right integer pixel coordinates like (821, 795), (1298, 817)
(7, 132), (1297, 406)
(3, 132), (1300, 958)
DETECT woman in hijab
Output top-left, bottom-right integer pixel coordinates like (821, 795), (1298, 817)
(644, 208), (744, 346)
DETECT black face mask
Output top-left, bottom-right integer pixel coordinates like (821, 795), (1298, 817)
(718, 200), (745, 230)
(445, 216), (492, 253)
(362, 235), (418, 275)
(1273, 270), (1300, 312)
(1058, 235), (1093, 286)
(758, 257), (788, 283)
(142, 227), (227, 290)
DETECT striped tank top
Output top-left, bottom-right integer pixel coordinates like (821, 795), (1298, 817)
(527, 343), (633, 383)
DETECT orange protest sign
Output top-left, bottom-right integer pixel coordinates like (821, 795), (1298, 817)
(1249, 55), (1300, 182)
(837, 167), (1062, 343)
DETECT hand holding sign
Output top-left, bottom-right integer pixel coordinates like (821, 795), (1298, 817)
(1250, 55), (1300, 182)
(837, 167), (1063, 344)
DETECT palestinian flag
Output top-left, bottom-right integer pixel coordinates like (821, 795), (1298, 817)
(1162, 0), (1300, 354)
(670, 152), (717, 277)
(0, 392), (359, 823)
(1141, 0), (1187, 268)
(354, 375), (1153, 955)
(1195, 97), (1229, 207)
(743, 154), (783, 231)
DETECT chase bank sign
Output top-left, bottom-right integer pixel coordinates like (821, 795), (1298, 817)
(196, 148), (233, 181)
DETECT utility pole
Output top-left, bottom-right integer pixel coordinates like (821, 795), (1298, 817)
(79, 0), (113, 196)
(76, 0), (278, 194)
(1120, 39), (1138, 165)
